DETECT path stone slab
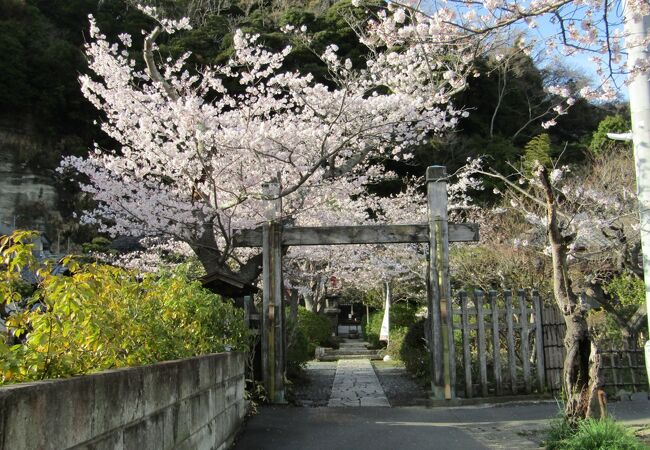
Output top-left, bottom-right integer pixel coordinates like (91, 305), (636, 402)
(327, 359), (390, 407)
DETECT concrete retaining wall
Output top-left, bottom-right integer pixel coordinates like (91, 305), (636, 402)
(0, 352), (247, 450)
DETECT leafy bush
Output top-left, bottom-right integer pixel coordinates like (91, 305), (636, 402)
(364, 310), (384, 348)
(386, 326), (408, 360)
(286, 318), (311, 375)
(400, 318), (431, 381)
(1, 231), (249, 384)
(606, 273), (645, 317)
(285, 307), (333, 373)
(590, 115), (631, 155)
(364, 303), (418, 349)
(297, 307), (331, 355)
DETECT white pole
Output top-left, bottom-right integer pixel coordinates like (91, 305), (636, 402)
(624, 5), (650, 385)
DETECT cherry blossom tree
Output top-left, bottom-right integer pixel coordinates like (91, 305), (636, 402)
(358, 0), (650, 95)
(61, 7), (470, 285)
(284, 169), (481, 312)
(349, 0), (650, 422)
(464, 147), (640, 419)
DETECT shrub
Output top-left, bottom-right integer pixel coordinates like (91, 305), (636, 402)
(1, 231), (249, 384)
(364, 310), (384, 348)
(364, 302), (418, 348)
(296, 307), (331, 355)
(285, 307), (333, 373)
(400, 318), (431, 381)
(286, 318), (311, 374)
(386, 326), (408, 360)
(545, 417), (646, 450)
(589, 115), (631, 155)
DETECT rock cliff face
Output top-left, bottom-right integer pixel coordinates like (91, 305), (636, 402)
(0, 127), (59, 231)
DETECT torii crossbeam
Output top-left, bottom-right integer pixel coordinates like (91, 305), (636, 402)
(233, 166), (479, 403)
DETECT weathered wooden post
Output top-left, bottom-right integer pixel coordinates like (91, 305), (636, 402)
(262, 179), (285, 403)
(427, 165), (453, 399)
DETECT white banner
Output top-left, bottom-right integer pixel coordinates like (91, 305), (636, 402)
(379, 282), (391, 343)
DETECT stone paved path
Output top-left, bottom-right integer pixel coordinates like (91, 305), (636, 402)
(291, 361), (337, 406)
(327, 359), (390, 407)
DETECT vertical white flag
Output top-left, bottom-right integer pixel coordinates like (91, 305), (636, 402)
(379, 282), (391, 343)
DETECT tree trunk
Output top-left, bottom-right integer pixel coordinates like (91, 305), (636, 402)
(562, 314), (592, 420)
(303, 293), (316, 313)
(539, 166), (599, 422)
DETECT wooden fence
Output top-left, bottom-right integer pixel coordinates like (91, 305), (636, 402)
(451, 289), (648, 398)
(540, 303), (565, 392)
(450, 289), (545, 397)
(541, 304), (647, 394)
(600, 347), (647, 393)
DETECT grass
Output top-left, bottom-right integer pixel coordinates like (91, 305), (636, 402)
(545, 417), (649, 450)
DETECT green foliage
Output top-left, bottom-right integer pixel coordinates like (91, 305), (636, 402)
(590, 273), (647, 346)
(297, 307), (331, 355)
(545, 415), (578, 450)
(363, 309), (384, 348)
(386, 326), (407, 360)
(364, 303), (418, 349)
(590, 115), (632, 155)
(605, 273), (645, 318)
(0, 231), (249, 384)
(399, 318), (430, 381)
(546, 417), (647, 450)
(523, 133), (553, 173)
(0, 230), (39, 304)
(81, 236), (112, 254)
(285, 307), (332, 372)
(286, 318), (311, 373)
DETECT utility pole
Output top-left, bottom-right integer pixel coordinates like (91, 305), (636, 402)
(624, 4), (650, 385)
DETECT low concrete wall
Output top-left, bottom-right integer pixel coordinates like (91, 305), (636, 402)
(0, 352), (247, 450)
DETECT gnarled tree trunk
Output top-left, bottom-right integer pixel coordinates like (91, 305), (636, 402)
(539, 166), (601, 422)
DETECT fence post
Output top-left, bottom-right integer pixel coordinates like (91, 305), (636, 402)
(519, 290), (531, 394)
(476, 290), (488, 397)
(460, 291), (472, 398)
(262, 179), (285, 403)
(489, 290), (503, 395)
(426, 166), (452, 400)
(532, 290), (546, 392)
(505, 290), (517, 394)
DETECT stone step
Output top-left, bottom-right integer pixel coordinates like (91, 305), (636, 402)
(319, 354), (383, 361)
(324, 349), (379, 356)
(327, 345), (374, 350)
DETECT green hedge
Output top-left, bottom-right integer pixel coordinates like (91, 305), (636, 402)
(297, 307), (331, 354)
(363, 302), (418, 348)
(286, 307), (332, 372)
(400, 318), (431, 381)
(1, 231), (249, 385)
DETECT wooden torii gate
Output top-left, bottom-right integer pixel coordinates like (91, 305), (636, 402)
(233, 166), (479, 403)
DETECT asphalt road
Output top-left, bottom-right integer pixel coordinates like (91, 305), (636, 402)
(233, 402), (557, 449)
(233, 399), (650, 450)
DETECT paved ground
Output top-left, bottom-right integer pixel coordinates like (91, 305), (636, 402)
(234, 400), (650, 449)
(372, 360), (430, 406)
(291, 361), (337, 406)
(328, 359), (390, 407)
(238, 352), (650, 449)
